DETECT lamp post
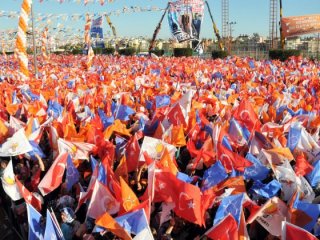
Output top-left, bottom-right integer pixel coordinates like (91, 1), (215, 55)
(227, 21), (236, 53)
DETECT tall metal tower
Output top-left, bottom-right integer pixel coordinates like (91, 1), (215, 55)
(269, 0), (278, 49)
(222, 0), (229, 39)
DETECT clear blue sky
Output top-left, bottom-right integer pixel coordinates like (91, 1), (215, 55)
(1, 0), (319, 39)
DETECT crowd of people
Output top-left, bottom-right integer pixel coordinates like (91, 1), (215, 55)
(0, 54), (320, 240)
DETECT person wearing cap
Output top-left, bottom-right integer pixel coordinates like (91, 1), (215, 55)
(60, 207), (80, 240)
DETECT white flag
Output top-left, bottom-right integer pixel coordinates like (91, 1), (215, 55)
(0, 128), (33, 156)
(1, 160), (22, 200)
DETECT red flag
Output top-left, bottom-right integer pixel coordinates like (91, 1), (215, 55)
(154, 170), (203, 226)
(87, 181), (120, 219)
(125, 134), (140, 172)
(205, 214), (238, 240)
(38, 152), (68, 196)
(16, 178), (42, 212)
(283, 221), (318, 240)
(153, 170), (179, 203)
(233, 99), (261, 132)
(218, 144), (252, 172)
(173, 177), (203, 226)
(167, 103), (187, 127)
(295, 153), (313, 176)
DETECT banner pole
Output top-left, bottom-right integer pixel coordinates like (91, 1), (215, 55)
(205, 0), (224, 51)
(148, 3), (170, 54)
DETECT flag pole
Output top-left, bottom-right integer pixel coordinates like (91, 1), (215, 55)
(31, 2), (38, 78)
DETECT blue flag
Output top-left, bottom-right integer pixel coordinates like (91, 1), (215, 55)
(27, 140), (46, 161)
(228, 118), (247, 145)
(293, 192), (320, 231)
(306, 160), (320, 187)
(250, 180), (281, 198)
(90, 155), (98, 172)
(138, 117), (146, 131)
(244, 153), (269, 181)
(230, 168), (243, 178)
(115, 136), (127, 158)
(202, 161), (228, 191)
(67, 80), (75, 89)
(12, 90), (20, 104)
(222, 136), (233, 151)
(276, 105), (288, 117)
(44, 210), (64, 240)
(47, 100), (63, 119)
(90, 155), (106, 184)
(115, 104), (135, 121)
(213, 193), (244, 225)
(212, 72), (223, 79)
(204, 123), (214, 138)
(145, 100), (153, 110)
(177, 172), (194, 183)
(115, 209), (149, 235)
(84, 106), (94, 118)
(287, 126), (301, 152)
(248, 60), (255, 69)
(26, 203), (44, 240)
(195, 110), (201, 124)
(155, 95), (170, 108)
(98, 163), (106, 184)
(143, 119), (159, 136)
(66, 155), (80, 191)
(22, 89), (40, 102)
(98, 109), (114, 129)
(111, 101), (117, 115)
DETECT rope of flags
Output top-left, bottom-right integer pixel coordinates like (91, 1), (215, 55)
(0, 6), (165, 20)
(15, 0), (32, 79)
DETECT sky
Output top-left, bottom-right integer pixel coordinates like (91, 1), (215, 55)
(0, 0), (319, 40)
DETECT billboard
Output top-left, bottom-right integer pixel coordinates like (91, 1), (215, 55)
(282, 14), (320, 37)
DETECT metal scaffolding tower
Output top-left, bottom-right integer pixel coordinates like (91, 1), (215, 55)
(269, 0), (278, 49)
(222, 0), (229, 39)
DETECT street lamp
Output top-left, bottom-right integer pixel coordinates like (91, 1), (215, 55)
(227, 21), (236, 53)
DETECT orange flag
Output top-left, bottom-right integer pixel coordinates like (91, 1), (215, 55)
(0, 118), (8, 144)
(95, 212), (132, 240)
(159, 148), (179, 175)
(171, 125), (186, 147)
(115, 155), (129, 183)
(120, 177), (139, 212)
(104, 120), (131, 140)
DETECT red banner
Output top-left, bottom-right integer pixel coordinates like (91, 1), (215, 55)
(282, 14), (320, 37)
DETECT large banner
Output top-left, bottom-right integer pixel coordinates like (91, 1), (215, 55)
(168, 0), (204, 50)
(90, 16), (105, 48)
(282, 14), (320, 37)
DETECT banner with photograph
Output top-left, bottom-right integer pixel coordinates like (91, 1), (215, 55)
(90, 16), (105, 48)
(168, 0), (204, 47)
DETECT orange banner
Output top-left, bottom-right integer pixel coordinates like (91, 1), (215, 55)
(282, 14), (320, 37)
